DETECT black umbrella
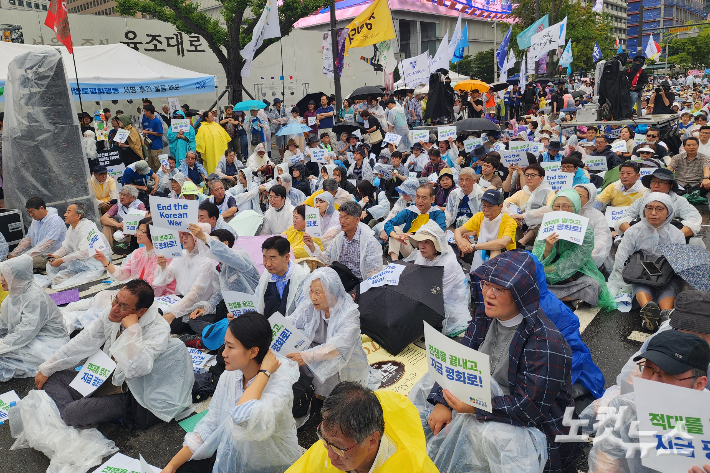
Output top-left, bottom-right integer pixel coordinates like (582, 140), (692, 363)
(534, 77), (567, 85)
(393, 87), (414, 96)
(489, 82), (510, 92)
(349, 85), (384, 101)
(333, 123), (366, 136)
(295, 92), (326, 114)
(454, 118), (500, 133)
(358, 262), (444, 355)
(571, 90), (587, 98)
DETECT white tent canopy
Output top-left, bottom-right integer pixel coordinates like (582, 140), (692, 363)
(0, 42), (216, 102)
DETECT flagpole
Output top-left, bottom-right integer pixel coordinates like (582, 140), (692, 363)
(329, 0), (342, 115)
(70, 52), (84, 115)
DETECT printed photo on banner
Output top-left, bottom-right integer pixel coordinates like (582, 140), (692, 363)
(305, 205), (322, 238)
(0, 390), (21, 423)
(149, 195), (199, 231)
(500, 150), (526, 168)
(383, 132), (402, 146)
(583, 155), (608, 171)
(424, 321), (492, 412)
(310, 148), (327, 164)
(605, 206), (629, 227)
(149, 225), (183, 258)
(545, 172), (573, 191)
(537, 210), (590, 245)
(437, 126), (457, 141)
(68, 350), (117, 397)
(268, 312), (312, 356)
(411, 129), (429, 143)
(464, 138), (482, 152)
(360, 263), (407, 294)
(123, 209), (147, 235)
(223, 290), (258, 318)
(114, 129), (130, 143)
(170, 119), (190, 133)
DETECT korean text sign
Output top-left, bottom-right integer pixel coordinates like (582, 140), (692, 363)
(0, 390), (21, 423)
(223, 291), (258, 318)
(437, 126), (457, 141)
(583, 155), (608, 171)
(464, 138), (483, 152)
(310, 149), (327, 164)
(305, 205), (322, 238)
(537, 211), (590, 245)
(411, 129), (429, 143)
(359, 263), (407, 294)
(540, 161), (561, 173)
(424, 321), (492, 412)
(188, 347), (214, 374)
(86, 227), (108, 256)
(149, 225), (183, 258)
(123, 209), (147, 235)
(383, 132), (402, 146)
(268, 312), (313, 356)
(170, 119), (190, 133)
(69, 350), (117, 397)
(149, 195), (199, 231)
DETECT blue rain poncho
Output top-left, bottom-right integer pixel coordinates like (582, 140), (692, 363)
(166, 110), (196, 165)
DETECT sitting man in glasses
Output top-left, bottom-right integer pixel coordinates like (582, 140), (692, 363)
(584, 329), (709, 473)
(631, 126), (668, 160)
(34, 279), (194, 428)
(416, 250), (576, 473)
(286, 381), (437, 472)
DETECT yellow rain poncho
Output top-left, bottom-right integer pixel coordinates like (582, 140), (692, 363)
(195, 120), (231, 174)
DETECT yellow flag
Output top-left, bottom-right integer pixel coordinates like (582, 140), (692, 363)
(344, 0), (396, 56)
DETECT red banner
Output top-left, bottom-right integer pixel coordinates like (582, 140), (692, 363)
(44, 0), (73, 53)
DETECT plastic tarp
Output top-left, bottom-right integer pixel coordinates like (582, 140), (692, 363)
(0, 42), (216, 102)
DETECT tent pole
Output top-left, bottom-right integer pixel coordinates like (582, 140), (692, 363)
(71, 52), (84, 114)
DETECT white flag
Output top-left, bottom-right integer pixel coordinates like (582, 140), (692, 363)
(501, 48), (516, 73)
(400, 51), (430, 88)
(378, 39), (398, 74)
(645, 34), (660, 60)
(429, 32), (450, 72)
(241, 0), (281, 77)
(519, 52), (527, 90)
(529, 17), (567, 61)
(448, 13), (462, 59)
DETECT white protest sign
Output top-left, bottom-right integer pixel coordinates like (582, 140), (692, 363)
(149, 225), (183, 258)
(545, 172), (574, 191)
(492, 142), (506, 153)
(400, 51), (430, 88)
(614, 287), (633, 312)
(540, 161), (561, 173)
(639, 168), (655, 177)
(464, 138), (482, 153)
(537, 211), (590, 245)
(605, 206), (629, 228)
(149, 195), (199, 231)
(499, 150), (526, 168)
(86, 227), (108, 256)
(611, 140), (628, 153)
(508, 141), (530, 153)
(427, 173), (438, 184)
(107, 163), (125, 191)
(635, 377), (710, 473)
(437, 126), (457, 141)
(159, 154), (170, 169)
(352, 129), (362, 138)
(508, 203), (521, 214)
(69, 350), (117, 397)
(168, 97), (180, 114)
(114, 128), (130, 143)
(424, 321), (492, 412)
(268, 312), (313, 356)
(188, 347), (215, 374)
(0, 390), (21, 423)
(307, 116), (316, 127)
(223, 290), (258, 318)
(170, 119), (190, 133)
(529, 142), (545, 155)
(634, 134), (647, 146)
(583, 155), (608, 171)
(304, 205), (322, 238)
(360, 263), (407, 294)
(478, 177), (492, 188)
(310, 148), (327, 164)
(153, 294), (181, 312)
(94, 453), (161, 473)
(289, 153), (304, 165)
(409, 172), (418, 178)
(383, 132), (402, 146)
(122, 209), (147, 236)
(411, 129), (429, 143)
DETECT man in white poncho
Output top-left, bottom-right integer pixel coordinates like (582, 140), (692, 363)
(228, 167), (264, 215)
(35, 279), (194, 427)
(256, 236), (310, 319)
(404, 222), (471, 337)
(260, 185), (294, 236)
(0, 255), (68, 382)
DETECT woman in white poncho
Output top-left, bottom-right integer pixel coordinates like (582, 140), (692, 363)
(0, 255), (68, 381)
(574, 183), (612, 268)
(153, 222), (219, 334)
(404, 222), (471, 337)
(229, 167), (263, 215)
(285, 267), (372, 396)
(313, 191), (342, 249)
(161, 312), (301, 473)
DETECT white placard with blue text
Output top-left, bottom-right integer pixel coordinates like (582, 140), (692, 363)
(360, 263), (407, 294)
(268, 312), (313, 356)
(437, 126), (457, 141)
(69, 350), (117, 397)
(411, 129), (429, 143)
(500, 150), (526, 168)
(639, 168), (655, 177)
(114, 129), (130, 143)
(583, 155), (608, 171)
(544, 172), (574, 191)
(310, 148), (327, 164)
(383, 132), (402, 146)
(611, 140), (628, 153)
(93, 453), (161, 473)
(123, 209), (147, 235)
(86, 226), (108, 256)
(529, 142), (545, 155)
(305, 205), (322, 238)
(289, 153), (304, 165)
(605, 206), (630, 227)
(149, 225), (183, 258)
(540, 161), (561, 173)
(508, 141), (530, 152)
(464, 138), (483, 152)
(170, 119), (190, 133)
(188, 347), (215, 374)
(223, 291), (258, 318)
(153, 294), (181, 312)
(424, 321), (492, 412)
(149, 195), (199, 231)
(0, 390), (21, 423)
(537, 211), (590, 245)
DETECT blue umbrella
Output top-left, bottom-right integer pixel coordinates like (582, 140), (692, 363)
(276, 122), (312, 136)
(233, 100), (267, 111)
(658, 243), (710, 292)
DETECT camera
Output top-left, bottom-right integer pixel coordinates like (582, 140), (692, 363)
(655, 87), (662, 93)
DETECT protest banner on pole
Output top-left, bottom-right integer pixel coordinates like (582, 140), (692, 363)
(424, 321), (492, 412)
(69, 350), (117, 397)
(635, 377), (710, 473)
(383, 132), (402, 146)
(268, 312), (313, 356)
(123, 209), (147, 236)
(411, 129), (429, 143)
(0, 390), (21, 423)
(223, 291), (258, 318)
(605, 206), (629, 227)
(170, 119), (190, 133)
(149, 196), (199, 231)
(500, 150), (526, 168)
(149, 225), (183, 258)
(360, 263), (407, 294)
(86, 226), (108, 256)
(544, 172), (574, 191)
(437, 126), (457, 141)
(114, 129), (130, 143)
(537, 211), (590, 245)
(583, 155), (608, 171)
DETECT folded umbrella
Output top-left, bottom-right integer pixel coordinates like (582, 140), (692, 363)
(233, 100), (267, 111)
(276, 122), (312, 136)
(358, 262), (444, 355)
(658, 243), (710, 292)
(454, 117), (500, 132)
(348, 85), (385, 101)
(228, 210), (264, 237)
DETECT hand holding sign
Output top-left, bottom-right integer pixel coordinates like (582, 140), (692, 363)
(149, 196), (199, 231)
(150, 225), (183, 258)
(268, 312), (312, 356)
(383, 133), (402, 146)
(305, 205), (322, 238)
(411, 129), (429, 143)
(114, 129), (130, 143)
(537, 211), (590, 245)
(223, 291), (258, 318)
(310, 148), (327, 164)
(437, 126), (457, 141)
(123, 209), (147, 235)
(69, 350), (117, 397)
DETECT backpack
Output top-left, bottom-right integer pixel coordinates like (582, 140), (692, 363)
(292, 374), (315, 419)
(192, 371), (219, 403)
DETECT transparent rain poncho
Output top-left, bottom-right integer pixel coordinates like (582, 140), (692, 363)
(403, 221), (471, 336)
(285, 267), (373, 396)
(0, 255), (69, 381)
(108, 246), (177, 296)
(255, 261), (311, 318)
(184, 356), (302, 473)
(408, 372), (548, 473)
(306, 222), (384, 280)
(313, 192), (342, 249)
(230, 167), (263, 215)
(575, 183), (612, 268)
(152, 223), (219, 320)
(38, 304), (193, 421)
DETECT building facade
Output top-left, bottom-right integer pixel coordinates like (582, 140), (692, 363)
(627, 0), (705, 53)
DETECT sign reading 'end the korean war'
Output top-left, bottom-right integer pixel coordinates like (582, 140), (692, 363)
(149, 195), (198, 231)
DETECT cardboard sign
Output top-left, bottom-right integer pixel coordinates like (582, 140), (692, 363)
(611, 140), (628, 153)
(86, 227), (108, 256)
(500, 150), (526, 168)
(544, 172), (574, 191)
(411, 129), (429, 143)
(149, 225), (183, 258)
(170, 119), (190, 133)
(114, 128), (130, 143)
(310, 148), (327, 164)
(94, 453), (161, 473)
(305, 205), (322, 238)
(289, 153), (304, 165)
(360, 263), (407, 294)
(508, 141), (530, 152)
(583, 155), (608, 171)
(153, 294), (181, 312)
(540, 161), (561, 172)
(223, 291), (258, 318)
(437, 126), (457, 141)
(123, 209), (147, 235)
(424, 321), (492, 412)
(268, 312), (313, 356)
(464, 138), (483, 153)
(149, 195), (199, 231)
(307, 116), (316, 127)
(537, 211), (590, 245)
(0, 390), (21, 423)
(605, 206), (630, 227)
(636, 377), (710, 473)
(69, 350), (117, 397)
(188, 347), (215, 374)
(383, 132), (402, 146)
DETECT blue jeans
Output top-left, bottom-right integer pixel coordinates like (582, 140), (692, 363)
(238, 134), (248, 160)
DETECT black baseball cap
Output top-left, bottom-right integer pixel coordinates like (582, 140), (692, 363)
(633, 330), (710, 375)
(481, 189), (503, 205)
(93, 164), (108, 173)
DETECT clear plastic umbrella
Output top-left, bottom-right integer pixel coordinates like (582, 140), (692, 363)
(228, 210), (264, 237)
(276, 122), (312, 136)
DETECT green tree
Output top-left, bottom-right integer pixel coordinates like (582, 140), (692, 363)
(451, 48), (495, 83)
(666, 25), (710, 69)
(116, 0), (329, 103)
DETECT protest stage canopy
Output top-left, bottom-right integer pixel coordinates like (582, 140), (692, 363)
(0, 42), (216, 102)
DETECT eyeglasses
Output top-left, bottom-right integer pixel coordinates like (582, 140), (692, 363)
(316, 423), (361, 457)
(645, 205), (667, 213)
(637, 361), (697, 383)
(478, 281), (509, 295)
(646, 134), (658, 138)
(524, 173), (540, 178)
(111, 295), (135, 313)
(553, 204), (573, 210)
